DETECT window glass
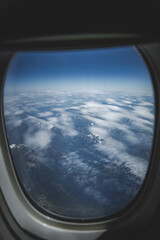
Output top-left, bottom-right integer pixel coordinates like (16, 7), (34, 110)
(3, 46), (155, 220)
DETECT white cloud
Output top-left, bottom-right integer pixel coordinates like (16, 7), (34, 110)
(89, 126), (109, 139)
(125, 132), (140, 144)
(47, 117), (58, 124)
(139, 101), (153, 107)
(133, 106), (154, 120)
(61, 152), (91, 176)
(130, 116), (153, 132)
(84, 187), (108, 204)
(97, 137), (126, 159)
(4, 90), (154, 187)
(56, 112), (78, 137)
(107, 105), (122, 111)
(123, 100), (132, 104)
(51, 107), (64, 112)
(14, 110), (24, 115)
(94, 136), (148, 179)
(38, 111), (53, 117)
(12, 118), (23, 127)
(61, 152), (109, 204)
(10, 144), (16, 149)
(105, 97), (122, 105)
(117, 152), (148, 180)
(25, 130), (52, 149)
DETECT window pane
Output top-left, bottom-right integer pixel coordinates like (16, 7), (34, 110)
(3, 46), (155, 220)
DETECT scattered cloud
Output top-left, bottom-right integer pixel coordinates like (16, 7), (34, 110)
(10, 144), (16, 149)
(3, 90), (155, 205)
(133, 106), (154, 120)
(38, 111), (53, 117)
(14, 110), (24, 115)
(25, 130), (52, 148)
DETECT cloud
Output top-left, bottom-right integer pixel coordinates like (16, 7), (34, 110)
(6, 118), (23, 127)
(61, 152), (109, 204)
(133, 106), (154, 120)
(10, 144), (16, 149)
(47, 117), (58, 124)
(84, 187), (108, 204)
(89, 126), (109, 139)
(139, 101), (154, 107)
(25, 130), (52, 148)
(38, 111), (53, 117)
(77, 94), (154, 181)
(107, 105), (122, 111)
(122, 100), (132, 104)
(14, 110), (24, 115)
(14, 119), (23, 127)
(105, 97), (123, 106)
(48, 110), (79, 137)
(125, 132), (141, 144)
(4, 90), (155, 203)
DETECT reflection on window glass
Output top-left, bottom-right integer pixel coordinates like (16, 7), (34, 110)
(3, 46), (155, 220)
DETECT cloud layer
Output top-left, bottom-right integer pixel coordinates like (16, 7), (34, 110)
(4, 90), (155, 216)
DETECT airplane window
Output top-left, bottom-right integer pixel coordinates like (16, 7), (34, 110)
(3, 46), (155, 220)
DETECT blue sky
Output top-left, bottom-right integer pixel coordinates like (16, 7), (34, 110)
(4, 46), (153, 93)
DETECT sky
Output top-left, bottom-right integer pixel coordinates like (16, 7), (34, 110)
(4, 46), (153, 93)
